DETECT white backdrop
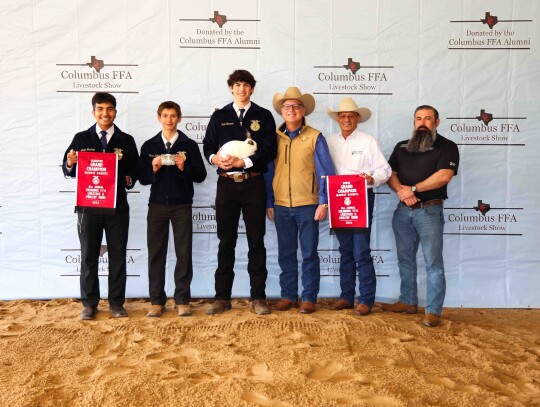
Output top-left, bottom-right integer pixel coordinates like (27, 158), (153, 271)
(1, 0), (538, 307)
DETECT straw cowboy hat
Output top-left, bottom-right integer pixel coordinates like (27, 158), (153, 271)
(273, 87), (315, 116)
(327, 97), (372, 123)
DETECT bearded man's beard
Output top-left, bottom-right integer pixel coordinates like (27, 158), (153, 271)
(406, 126), (436, 153)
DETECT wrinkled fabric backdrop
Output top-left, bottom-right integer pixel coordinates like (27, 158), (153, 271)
(1, 0), (538, 307)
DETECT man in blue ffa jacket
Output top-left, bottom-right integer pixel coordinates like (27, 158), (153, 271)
(202, 69), (277, 315)
(138, 101), (207, 318)
(62, 92), (139, 320)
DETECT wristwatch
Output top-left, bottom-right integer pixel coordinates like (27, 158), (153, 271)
(411, 185), (417, 193)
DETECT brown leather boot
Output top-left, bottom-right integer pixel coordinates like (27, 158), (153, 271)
(272, 299), (298, 311)
(354, 304), (372, 316)
(206, 300), (232, 315)
(299, 301), (316, 314)
(252, 299), (271, 315)
(380, 301), (418, 314)
(422, 313), (441, 327)
(330, 299), (353, 310)
(146, 304), (165, 318)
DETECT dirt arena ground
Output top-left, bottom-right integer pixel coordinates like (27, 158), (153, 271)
(0, 299), (538, 407)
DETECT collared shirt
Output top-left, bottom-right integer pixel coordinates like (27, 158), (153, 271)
(96, 124), (115, 144)
(327, 128), (391, 188)
(265, 124), (336, 207)
(161, 131), (179, 148)
(232, 102), (251, 119)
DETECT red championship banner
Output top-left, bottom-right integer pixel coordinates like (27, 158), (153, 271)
(76, 152), (118, 209)
(327, 175), (368, 229)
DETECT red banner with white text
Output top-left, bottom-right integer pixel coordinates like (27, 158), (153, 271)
(327, 175), (368, 229)
(76, 152), (118, 209)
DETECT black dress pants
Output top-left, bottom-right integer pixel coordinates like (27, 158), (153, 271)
(77, 205), (129, 308)
(147, 203), (193, 305)
(214, 174), (267, 300)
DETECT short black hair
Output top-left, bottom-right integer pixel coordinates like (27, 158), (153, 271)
(157, 101), (181, 117)
(227, 69), (256, 88)
(415, 105), (439, 120)
(92, 92), (117, 109)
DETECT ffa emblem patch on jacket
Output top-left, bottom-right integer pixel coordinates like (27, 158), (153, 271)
(250, 120), (261, 131)
(114, 148), (123, 160)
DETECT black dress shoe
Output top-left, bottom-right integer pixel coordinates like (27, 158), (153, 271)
(80, 306), (97, 320)
(109, 305), (128, 318)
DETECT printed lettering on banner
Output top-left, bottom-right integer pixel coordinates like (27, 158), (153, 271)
(327, 175), (368, 229)
(76, 152), (118, 209)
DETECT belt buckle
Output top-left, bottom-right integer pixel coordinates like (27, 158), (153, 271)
(232, 173), (244, 183)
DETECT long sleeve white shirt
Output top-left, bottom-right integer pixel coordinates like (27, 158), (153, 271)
(327, 128), (391, 188)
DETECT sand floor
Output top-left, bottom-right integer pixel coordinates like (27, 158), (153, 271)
(0, 299), (539, 407)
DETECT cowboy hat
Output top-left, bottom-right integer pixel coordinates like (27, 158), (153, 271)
(273, 87), (315, 116)
(327, 97), (372, 123)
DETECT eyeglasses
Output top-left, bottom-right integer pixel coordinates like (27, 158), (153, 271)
(281, 104), (304, 111)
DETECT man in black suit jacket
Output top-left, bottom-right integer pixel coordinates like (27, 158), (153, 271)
(138, 101), (207, 318)
(62, 92), (139, 320)
(202, 70), (277, 315)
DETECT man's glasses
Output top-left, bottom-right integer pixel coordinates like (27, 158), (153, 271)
(281, 104), (304, 111)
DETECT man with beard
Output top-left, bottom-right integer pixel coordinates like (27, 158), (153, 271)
(381, 105), (459, 327)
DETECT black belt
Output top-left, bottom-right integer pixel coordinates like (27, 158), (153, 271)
(219, 172), (261, 182)
(404, 199), (444, 209)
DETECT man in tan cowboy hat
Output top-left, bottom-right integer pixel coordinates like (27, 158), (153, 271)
(326, 97), (391, 316)
(265, 86), (335, 314)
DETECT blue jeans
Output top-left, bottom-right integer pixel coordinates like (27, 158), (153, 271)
(274, 205), (320, 303)
(335, 190), (375, 307)
(392, 202), (445, 316)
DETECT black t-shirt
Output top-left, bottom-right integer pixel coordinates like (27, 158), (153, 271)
(388, 134), (459, 201)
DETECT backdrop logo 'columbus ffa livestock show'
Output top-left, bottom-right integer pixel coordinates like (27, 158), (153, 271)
(446, 109), (526, 146)
(56, 55), (139, 94)
(313, 57), (394, 96)
(445, 200), (523, 236)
